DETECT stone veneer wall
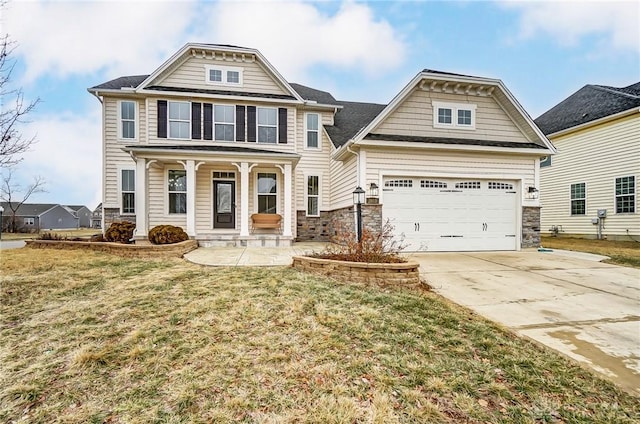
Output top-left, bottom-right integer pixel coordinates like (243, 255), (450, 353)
(522, 206), (541, 248)
(103, 208), (135, 230)
(296, 204), (383, 242)
(25, 239), (198, 258)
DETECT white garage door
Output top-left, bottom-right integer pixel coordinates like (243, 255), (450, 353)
(382, 177), (518, 252)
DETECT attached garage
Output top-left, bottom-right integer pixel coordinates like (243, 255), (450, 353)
(382, 177), (519, 251)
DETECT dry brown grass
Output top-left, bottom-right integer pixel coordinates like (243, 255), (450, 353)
(541, 235), (640, 268)
(1, 249), (639, 423)
(1, 228), (100, 241)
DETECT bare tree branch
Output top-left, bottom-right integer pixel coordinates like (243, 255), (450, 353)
(1, 170), (46, 232)
(0, 32), (40, 167)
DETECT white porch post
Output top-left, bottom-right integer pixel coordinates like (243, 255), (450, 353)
(239, 162), (250, 237)
(282, 163), (292, 237)
(135, 158), (147, 237)
(186, 160), (196, 237)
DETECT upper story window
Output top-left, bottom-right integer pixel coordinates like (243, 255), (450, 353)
(214, 105), (235, 141)
(305, 113), (320, 149)
(168, 101), (191, 139)
(205, 65), (243, 87)
(615, 176), (635, 214)
(432, 101), (476, 130)
(257, 107), (277, 143)
(119, 101), (136, 140)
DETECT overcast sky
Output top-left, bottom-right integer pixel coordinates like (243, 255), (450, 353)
(3, 0), (639, 209)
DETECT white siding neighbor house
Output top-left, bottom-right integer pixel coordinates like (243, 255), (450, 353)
(535, 82), (640, 240)
(89, 43), (554, 251)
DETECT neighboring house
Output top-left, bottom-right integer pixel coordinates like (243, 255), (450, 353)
(0, 202), (79, 231)
(91, 203), (103, 229)
(535, 82), (640, 240)
(66, 205), (93, 228)
(88, 43), (554, 251)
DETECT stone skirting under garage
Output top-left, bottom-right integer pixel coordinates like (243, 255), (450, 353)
(296, 204), (383, 242)
(522, 206), (541, 248)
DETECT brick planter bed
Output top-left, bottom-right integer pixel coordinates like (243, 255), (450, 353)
(292, 255), (423, 288)
(25, 239), (198, 259)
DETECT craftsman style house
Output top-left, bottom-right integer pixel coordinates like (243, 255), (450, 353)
(535, 82), (639, 240)
(89, 43), (554, 251)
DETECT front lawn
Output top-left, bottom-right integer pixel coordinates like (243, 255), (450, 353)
(1, 249), (638, 423)
(1, 228), (100, 241)
(541, 235), (640, 268)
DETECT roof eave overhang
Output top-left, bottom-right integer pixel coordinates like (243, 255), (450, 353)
(123, 146), (301, 164)
(137, 89), (303, 105)
(545, 106), (640, 139)
(354, 139), (553, 156)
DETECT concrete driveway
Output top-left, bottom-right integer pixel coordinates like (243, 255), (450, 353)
(0, 240), (26, 250)
(407, 250), (640, 395)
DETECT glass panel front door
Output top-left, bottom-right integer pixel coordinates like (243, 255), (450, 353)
(213, 180), (235, 229)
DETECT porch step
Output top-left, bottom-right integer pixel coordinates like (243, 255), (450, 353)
(198, 234), (293, 248)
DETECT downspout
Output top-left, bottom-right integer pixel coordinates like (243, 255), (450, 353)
(346, 144), (360, 184)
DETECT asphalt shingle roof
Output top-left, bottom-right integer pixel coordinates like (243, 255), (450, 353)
(90, 75), (148, 90)
(0, 203), (59, 216)
(364, 134), (546, 149)
(534, 82), (640, 135)
(325, 101), (387, 148)
(126, 145), (300, 157)
(289, 83), (338, 105)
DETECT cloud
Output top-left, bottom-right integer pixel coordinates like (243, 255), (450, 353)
(501, 0), (640, 54)
(177, 0), (406, 81)
(16, 109), (103, 208)
(4, 0), (198, 82)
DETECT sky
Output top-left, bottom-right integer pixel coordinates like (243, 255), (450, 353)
(2, 0), (639, 209)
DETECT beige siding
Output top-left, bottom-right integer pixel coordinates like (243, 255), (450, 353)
(295, 110), (332, 212)
(540, 114), (640, 237)
(157, 56), (288, 95)
(329, 154), (358, 209)
(148, 166), (187, 228)
(374, 89), (529, 143)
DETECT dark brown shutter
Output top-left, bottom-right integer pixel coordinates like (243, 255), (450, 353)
(191, 102), (201, 140)
(247, 106), (256, 142)
(157, 100), (167, 138)
(235, 105), (245, 142)
(203, 103), (213, 140)
(278, 107), (287, 143)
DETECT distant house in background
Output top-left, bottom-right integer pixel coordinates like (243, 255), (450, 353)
(91, 203), (103, 229)
(66, 205), (93, 228)
(0, 203), (79, 232)
(535, 82), (640, 240)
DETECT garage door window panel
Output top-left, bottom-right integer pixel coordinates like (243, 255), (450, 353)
(385, 179), (413, 188)
(570, 183), (586, 215)
(421, 180), (447, 188)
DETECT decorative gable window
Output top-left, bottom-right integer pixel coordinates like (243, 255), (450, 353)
(615, 176), (635, 213)
(570, 183), (586, 215)
(214, 105), (235, 141)
(432, 101), (476, 130)
(119, 101), (136, 140)
(168, 101), (191, 139)
(305, 113), (320, 149)
(205, 65), (243, 87)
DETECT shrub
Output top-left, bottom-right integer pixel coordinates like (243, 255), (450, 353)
(148, 225), (189, 245)
(104, 221), (135, 244)
(37, 232), (64, 241)
(311, 219), (407, 263)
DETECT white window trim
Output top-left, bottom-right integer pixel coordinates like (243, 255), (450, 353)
(214, 104), (236, 142)
(432, 101), (477, 130)
(118, 166), (136, 216)
(166, 167), (187, 215)
(257, 107), (278, 144)
(254, 170), (279, 214)
(305, 174), (321, 217)
(570, 182), (586, 216)
(614, 175), (636, 214)
(167, 101), (191, 140)
(24, 217), (35, 226)
(118, 100), (137, 141)
(304, 112), (321, 150)
(204, 65), (244, 87)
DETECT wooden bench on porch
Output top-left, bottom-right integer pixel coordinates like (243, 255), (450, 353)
(251, 213), (282, 233)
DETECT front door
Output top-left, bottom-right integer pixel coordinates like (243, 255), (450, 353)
(213, 180), (235, 229)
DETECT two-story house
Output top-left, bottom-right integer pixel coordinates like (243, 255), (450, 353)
(89, 43), (554, 251)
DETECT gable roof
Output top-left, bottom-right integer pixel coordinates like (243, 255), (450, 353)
(289, 83), (339, 106)
(66, 205), (90, 212)
(325, 101), (386, 148)
(535, 82), (640, 135)
(90, 75), (148, 91)
(0, 202), (61, 217)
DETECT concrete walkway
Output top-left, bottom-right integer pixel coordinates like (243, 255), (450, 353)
(408, 250), (640, 396)
(0, 240), (26, 250)
(184, 242), (328, 266)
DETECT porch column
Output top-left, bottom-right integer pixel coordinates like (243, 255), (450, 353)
(134, 158), (147, 237)
(239, 162), (250, 237)
(282, 163), (292, 237)
(186, 160), (196, 237)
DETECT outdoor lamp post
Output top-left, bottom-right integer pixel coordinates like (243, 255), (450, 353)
(352, 186), (365, 242)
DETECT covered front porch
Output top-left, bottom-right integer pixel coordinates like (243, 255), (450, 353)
(125, 145), (300, 246)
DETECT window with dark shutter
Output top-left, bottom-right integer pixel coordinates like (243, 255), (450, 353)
(247, 106), (256, 142)
(191, 102), (201, 140)
(236, 105), (245, 142)
(203, 103), (213, 140)
(278, 108), (287, 144)
(157, 100), (167, 138)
